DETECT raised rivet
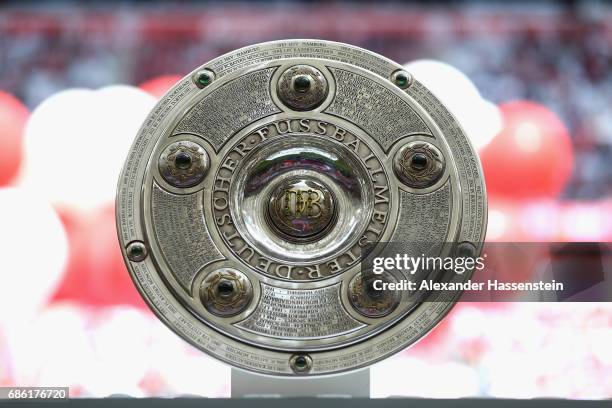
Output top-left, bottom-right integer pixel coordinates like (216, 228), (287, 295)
(456, 241), (477, 259)
(293, 75), (311, 93)
(393, 141), (445, 188)
(194, 69), (215, 88)
(126, 241), (147, 262)
(391, 69), (413, 89)
(158, 141), (209, 188)
(200, 268), (253, 317)
(277, 65), (328, 111)
(290, 354), (313, 374)
(348, 272), (400, 318)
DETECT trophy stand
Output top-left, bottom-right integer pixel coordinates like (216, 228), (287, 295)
(231, 368), (370, 398)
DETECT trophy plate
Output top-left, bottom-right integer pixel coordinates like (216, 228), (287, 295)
(117, 40), (487, 376)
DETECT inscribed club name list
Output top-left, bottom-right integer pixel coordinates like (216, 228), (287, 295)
(212, 118), (391, 281)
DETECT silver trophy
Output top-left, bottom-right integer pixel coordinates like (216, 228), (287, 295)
(116, 40), (487, 385)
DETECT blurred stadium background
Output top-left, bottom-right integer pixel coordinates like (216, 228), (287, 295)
(0, 0), (611, 398)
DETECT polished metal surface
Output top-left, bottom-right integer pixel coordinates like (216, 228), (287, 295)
(348, 272), (400, 318)
(267, 178), (337, 242)
(200, 268), (253, 317)
(117, 40), (487, 376)
(158, 140), (209, 188)
(277, 65), (328, 110)
(393, 141), (445, 188)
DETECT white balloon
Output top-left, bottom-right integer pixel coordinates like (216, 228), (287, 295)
(371, 357), (479, 398)
(6, 302), (91, 387)
(146, 318), (230, 397)
(0, 188), (68, 325)
(20, 86), (156, 210)
(404, 59), (480, 102)
(404, 59), (501, 150)
(84, 306), (153, 397)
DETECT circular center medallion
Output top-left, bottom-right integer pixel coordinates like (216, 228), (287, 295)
(268, 178), (337, 241)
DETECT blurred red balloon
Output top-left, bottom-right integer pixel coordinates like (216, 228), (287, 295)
(138, 75), (182, 99)
(0, 91), (29, 186)
(480, 101), (574, 200)
(51, 205), (148, 309)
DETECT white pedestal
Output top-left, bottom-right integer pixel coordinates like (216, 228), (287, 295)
(231, 368), (370, 398)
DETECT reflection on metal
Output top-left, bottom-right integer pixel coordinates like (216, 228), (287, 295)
(117, 40), (487, 376)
